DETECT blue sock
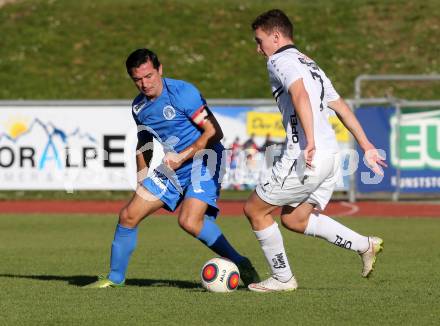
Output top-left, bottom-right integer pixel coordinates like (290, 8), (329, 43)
(197, 217), (244, 265)
(108, 224), (138, 284)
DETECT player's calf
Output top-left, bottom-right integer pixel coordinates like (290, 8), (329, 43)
(303, 212), (371, 253)
(280, 203), (314, 233)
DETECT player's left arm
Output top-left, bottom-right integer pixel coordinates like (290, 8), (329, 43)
(163, 106), (223, 170)
(328, 97), (387, 174)
(289, 79), (315, 169)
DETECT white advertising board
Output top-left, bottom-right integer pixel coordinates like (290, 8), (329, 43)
(0, 103), (349, 191)
(0, 106), (144, 190)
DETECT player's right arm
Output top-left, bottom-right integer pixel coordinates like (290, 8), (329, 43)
(328, 97), (387, 175)
(271, 56), (316, 168)
(288, 79), (315, 169)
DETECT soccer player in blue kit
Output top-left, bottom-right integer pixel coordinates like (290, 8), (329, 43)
(85, 48), (259, 288)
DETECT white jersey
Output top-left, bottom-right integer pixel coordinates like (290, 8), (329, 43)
(267, 45), (340, 164)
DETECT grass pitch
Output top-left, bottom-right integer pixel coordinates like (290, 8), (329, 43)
(0, 214), (439, 325)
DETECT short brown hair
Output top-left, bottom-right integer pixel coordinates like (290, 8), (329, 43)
(251, 9), (293, 39)
(126, 48), (161, 76)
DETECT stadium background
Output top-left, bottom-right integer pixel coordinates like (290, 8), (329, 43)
(0, 1), (439, 325)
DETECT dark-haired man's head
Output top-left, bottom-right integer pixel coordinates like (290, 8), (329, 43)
(126, 48), (163, 100)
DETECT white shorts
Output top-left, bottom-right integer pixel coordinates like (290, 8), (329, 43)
(256, 151), (341, 210)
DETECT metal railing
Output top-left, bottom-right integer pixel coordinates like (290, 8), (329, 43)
(355, 74), (440, 100)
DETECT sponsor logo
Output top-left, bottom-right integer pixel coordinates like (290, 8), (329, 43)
(272, 253), (287, 269)
(163, 105), (176, 120)
(0, 116), (126, 190)
(246, 111), (347, 142)
(391, 176), (440, 189)
(133, 99), (145, 114)
(150, 170), (167, 191)
(334, 235), (352, 249)
(219, 269), (227, 283)
(290, 113), (299, 143)
(298, 56), (319, 71)
(0, 118), (124, 170)
(390, 110), (440, 169)
(246, 112), (285, 138)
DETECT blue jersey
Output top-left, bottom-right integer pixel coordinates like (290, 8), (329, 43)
(132, 78), (224, 190)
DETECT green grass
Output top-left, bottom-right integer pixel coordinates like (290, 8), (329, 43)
(1, 0), (439, 100)
(0, 214), (439, 325)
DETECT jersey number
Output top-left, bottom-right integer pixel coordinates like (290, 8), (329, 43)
(310, 71), (324, 111)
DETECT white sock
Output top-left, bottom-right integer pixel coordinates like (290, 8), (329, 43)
(304, 212), (369, 253)
(254, 222), (293, 282)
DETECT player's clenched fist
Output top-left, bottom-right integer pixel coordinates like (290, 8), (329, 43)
(163, 151), (183, 170)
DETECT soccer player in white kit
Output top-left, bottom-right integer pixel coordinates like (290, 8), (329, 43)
(245, 9), (387, 292)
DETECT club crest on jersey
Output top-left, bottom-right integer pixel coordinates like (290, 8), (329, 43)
(163, 105), (176, 120)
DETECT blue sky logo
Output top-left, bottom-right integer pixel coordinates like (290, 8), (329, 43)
(0, 118), (98, 170)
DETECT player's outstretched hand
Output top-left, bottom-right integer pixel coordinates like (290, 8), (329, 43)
(364, 145), (387, 175)
(304, 143), (316, 170)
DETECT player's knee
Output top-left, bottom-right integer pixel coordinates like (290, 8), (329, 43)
(177, 215), (198, 236)
(119, 207), (138, 228)
(244, 201), (268, 228)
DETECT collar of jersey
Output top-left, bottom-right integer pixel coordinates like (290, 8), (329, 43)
(273, 44), (297, 55)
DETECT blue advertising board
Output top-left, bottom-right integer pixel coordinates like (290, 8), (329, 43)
(356, 107), (440, 193)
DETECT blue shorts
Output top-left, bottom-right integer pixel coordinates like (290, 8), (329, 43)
(142, 155), (223, 218)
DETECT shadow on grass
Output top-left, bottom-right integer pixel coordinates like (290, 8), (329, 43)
(0, 274), (200, 289)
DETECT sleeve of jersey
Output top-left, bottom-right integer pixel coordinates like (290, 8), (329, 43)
(271, 57), (303, 91)
(323, 75), (340, 102)
(180, 82), (209, 127)
(131, 110), (153, 144)
(131, 110), (141, 125)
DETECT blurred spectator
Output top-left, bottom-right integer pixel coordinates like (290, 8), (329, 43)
(230, 137), (241, 169)
(260, 133), (275, 152)
(242, 133), (258, 152)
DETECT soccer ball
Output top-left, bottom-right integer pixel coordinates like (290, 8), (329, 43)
(200, 257), (240, 293)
